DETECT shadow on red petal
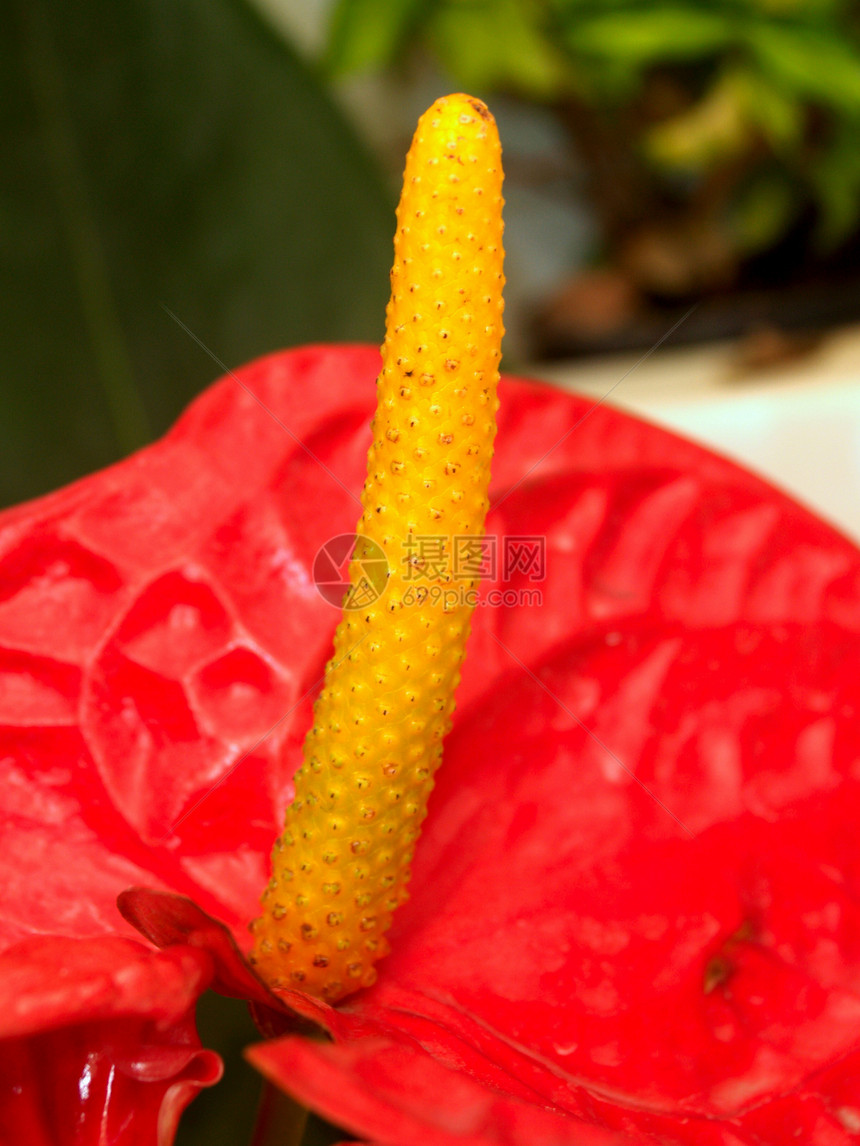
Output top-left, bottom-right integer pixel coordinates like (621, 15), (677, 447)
(118, 887), (334, 1038)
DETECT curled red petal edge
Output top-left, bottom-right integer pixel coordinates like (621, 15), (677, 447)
(117, 887), (335, 1039)
(0, 933), (223, 1146)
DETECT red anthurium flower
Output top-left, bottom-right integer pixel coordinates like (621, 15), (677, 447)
(3, 344), (860, 1144)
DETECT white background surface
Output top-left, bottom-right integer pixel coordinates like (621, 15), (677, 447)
(536, 325), (860, 545)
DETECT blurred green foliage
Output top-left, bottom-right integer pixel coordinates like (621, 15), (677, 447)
(2, 0), (394, 508)
(176, 993), (263, 1146)
(174, 991), (347, 1146)
(325, 0), (860, 291)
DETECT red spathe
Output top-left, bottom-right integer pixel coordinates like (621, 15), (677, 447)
(2, 345), (860, 1143)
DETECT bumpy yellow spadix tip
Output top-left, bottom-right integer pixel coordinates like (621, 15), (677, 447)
(250, 94), (505, 1001)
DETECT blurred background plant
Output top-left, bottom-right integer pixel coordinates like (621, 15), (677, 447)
(319, 0), (860, 355)
(8, 0), (860, 511)
(3, 0), (394, 509)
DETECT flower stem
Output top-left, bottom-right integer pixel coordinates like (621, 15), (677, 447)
(250, 1081), (309, 1146)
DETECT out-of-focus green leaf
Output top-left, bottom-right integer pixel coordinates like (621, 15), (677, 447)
(325, 0), (430, 75)
(645, 66), (802, 172)
(301, 1111), (349, 1145)
(428, 0), (569, 98)
(552, 0), (847, 18)
(2, 0), (394, 507)
(731, 0), (846, 14)
(738, 67), (804, 151)
(745, 23), (860, 111)
(810, 122), (860, 248)
(174, 993), (263, 1146)
(728, 171), (798, 253)
(645, 70), (752, 172)
(564, 7), (736, 65)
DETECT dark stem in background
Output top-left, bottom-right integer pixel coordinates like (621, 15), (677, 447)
(250, 1083), (309, 1146)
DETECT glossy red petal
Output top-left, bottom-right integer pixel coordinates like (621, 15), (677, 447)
(249, 1035), (633, 1146)
(0, 347), (380, 1145)
(0, 936), (221, 1146)
(4, 345), (860, 1144)
(302, 629), (860, 1142)
(0, 346), (382, 951)
(0, 1013), (221, 1146)
(0, 935), (212, 1038)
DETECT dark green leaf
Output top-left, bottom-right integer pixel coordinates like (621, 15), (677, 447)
(728, 171), (799, 254)
(810, 122), (860, 248)
(1, 0), (394, 507)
